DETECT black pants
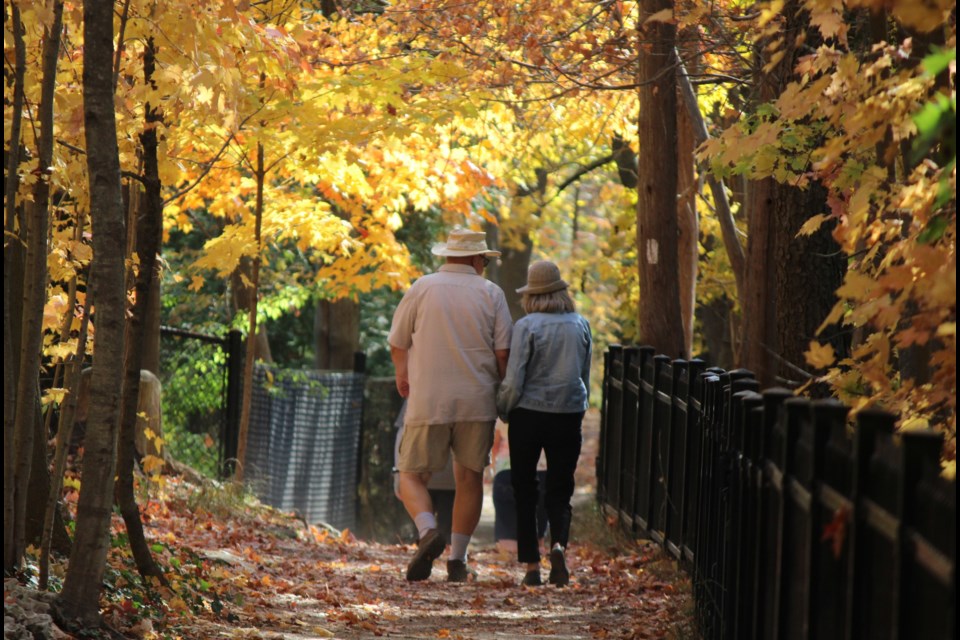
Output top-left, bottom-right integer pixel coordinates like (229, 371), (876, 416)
(507, 407), (584, 563)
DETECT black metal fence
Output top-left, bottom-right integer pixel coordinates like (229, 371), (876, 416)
(158, 327), (242, 478)
(598, 345), (956, 640)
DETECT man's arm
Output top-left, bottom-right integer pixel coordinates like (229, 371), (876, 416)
(495, 348), (509, 381)
(391, 345), (410, 397)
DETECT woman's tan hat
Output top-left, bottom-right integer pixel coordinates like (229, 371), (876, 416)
(431, 227), (501, 257)
(516, 260), (569, 295)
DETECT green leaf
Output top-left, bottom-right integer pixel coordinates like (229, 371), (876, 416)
(918, 214), (949, 244)
(922, 46), (956, 77)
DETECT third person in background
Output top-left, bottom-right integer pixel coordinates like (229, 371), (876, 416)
(497, 260), (592, 587)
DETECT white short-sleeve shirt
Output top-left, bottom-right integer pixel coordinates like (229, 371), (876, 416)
(388, 264), (513, 427)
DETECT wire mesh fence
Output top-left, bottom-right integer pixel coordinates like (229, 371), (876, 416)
(245, 364), (365, 530)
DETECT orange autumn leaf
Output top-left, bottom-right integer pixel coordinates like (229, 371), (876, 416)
(805, 341), (836, 369)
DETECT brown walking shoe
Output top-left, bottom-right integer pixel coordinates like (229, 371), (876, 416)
(406, 529), (446, 581)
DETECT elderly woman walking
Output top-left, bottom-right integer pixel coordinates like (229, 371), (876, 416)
(497, 260), (592, 587)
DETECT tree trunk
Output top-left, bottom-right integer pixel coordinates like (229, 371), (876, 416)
(57, 0), (126, 624)
(739, 0), (842, 387)
(234, 142), (266, 482)
(40, 304), (90, 589)
(636, 0), (683, 357)
(741, 178), (777, 382)
(3, 0), (27, 575)
(773, 184), (844, 388)
(231, 261), (273, 363)
(676, 80), (697, 358)
(10, 0), (62, 572)
(314, 299), (361, 370)
(495, 169), (546, 320)
(696, 295), (736, 369)
(499, 233), (533, 321)
(115, 36), (165, 583)
(142, 276), (162, 375)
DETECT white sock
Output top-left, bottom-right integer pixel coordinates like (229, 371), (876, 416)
(449, 533), (471, 562)
(414, 512), (437, 540)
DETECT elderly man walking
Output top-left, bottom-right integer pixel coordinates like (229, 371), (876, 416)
(389, 227), (512, 582)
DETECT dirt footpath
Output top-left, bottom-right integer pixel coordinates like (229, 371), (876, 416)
(171, 409), (695, 640)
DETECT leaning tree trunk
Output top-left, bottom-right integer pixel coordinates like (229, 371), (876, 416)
(676, 72), (698, 358)
(56, 0), (127, 625)
(115, 36), (166, 583)
(675, 52), (745, 300)
(636, 0), (683, 357)
(10, 0), (63, 573)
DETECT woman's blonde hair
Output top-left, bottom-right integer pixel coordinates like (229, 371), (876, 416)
(522, 289), (575, 314)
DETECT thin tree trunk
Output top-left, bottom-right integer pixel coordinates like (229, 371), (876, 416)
(115, 36), (165, 583)
(142, 276), (161, 375)
(232, 262), (273, 363)
(636, 0), (683, 357)
(676, 77), (697, 358)
(33, 214), (84, 566)
(3, 0), (27, 574)
(11, 0), (63, 572)
(57, 0), (126, 624)
(40, 299), (90, 589)
(234, 142), (266, 482)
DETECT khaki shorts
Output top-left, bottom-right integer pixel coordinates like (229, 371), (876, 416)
(397, 421), (495, 474)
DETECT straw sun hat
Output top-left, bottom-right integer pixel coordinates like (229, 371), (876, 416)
(516, 260), (569, 295)
(431, 227), (502, 258)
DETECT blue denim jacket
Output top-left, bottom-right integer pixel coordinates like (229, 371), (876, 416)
(497, 312), (592, 417)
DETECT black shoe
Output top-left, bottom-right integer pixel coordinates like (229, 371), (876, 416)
(446, 559), (477, 583)
(548, 545), (569, 587)
(406, 529), (446, 581)
(521, 570), (542, 586)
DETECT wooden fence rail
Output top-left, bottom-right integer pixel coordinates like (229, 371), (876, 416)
(597, 345), (956, 640)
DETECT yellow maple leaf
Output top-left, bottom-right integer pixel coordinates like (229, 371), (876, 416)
(142, 454), (166, 475)
(797, 213), (830, 237)
(42, 388), (69, 406)
(805, 341), (836, 369)
(189, 275), (205, 292)
(936, 322), (956, 337)
(644, 9), (674, 25)
(900, 417), (929, 432)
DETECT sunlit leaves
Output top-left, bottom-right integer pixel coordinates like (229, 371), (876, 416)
(700, 0), (956, 444)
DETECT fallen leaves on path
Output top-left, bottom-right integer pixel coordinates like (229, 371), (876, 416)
(72, 474), (693, 640)
(19, 410), (691, 639)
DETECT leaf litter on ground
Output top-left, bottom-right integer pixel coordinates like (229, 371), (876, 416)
(16, 412), (693, 639)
